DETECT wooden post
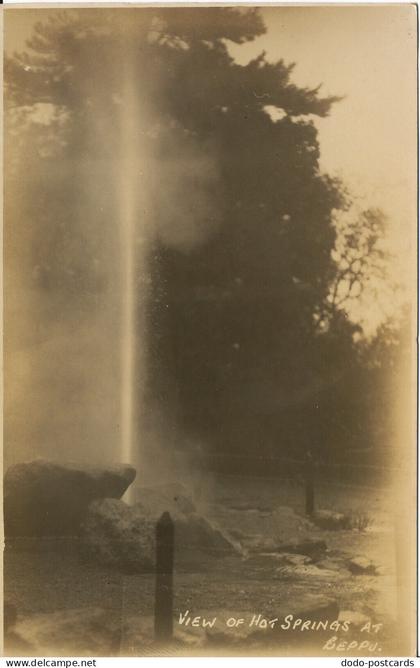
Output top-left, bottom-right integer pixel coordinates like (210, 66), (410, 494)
(154, 511), (175, 643)
(304, 450), (315, 516)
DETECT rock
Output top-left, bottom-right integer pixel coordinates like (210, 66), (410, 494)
(242, 552), (290, 573)
(134, 485), (242, 557)
(347, 556), (378, 576)
(246, 537), (327, 558)
(243, 552), (345, 580)
(211, 505), (313, 552)
(276, 563), (342, 579)
(82, 497), (241, 573)
(318, 557), (346, 571)
(5, 607), (123, 656)
(82, 498), (155, 572)
(276, 553), (312, 566)
(135, 484), (196, 517)
(175, 514), (242, 559)
(133, 486), (242, 559)
(4, 459), (136, 537)
(214, 505), (326, 556)
(276, 539), (327, 560)
(311, 510), (351, 531)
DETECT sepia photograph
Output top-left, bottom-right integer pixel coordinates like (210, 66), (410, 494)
(3, 4), (418, 657)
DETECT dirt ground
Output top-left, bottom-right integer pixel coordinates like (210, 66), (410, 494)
(4, 476), (403, 656)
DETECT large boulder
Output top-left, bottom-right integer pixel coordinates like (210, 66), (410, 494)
(134, 485), (242, 560)
(4, 459), (136, 537)
(175, 513), (242, 560)
(81, 498), (156, 572)
(82, 495), (241, 573)
(211, 505), (317, 554)
(135, 483), (196, 517)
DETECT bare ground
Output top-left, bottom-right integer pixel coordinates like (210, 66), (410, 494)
(4, 476), (402, 656)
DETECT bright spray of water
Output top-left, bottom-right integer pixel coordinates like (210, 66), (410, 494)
(118, 62), (146, 502)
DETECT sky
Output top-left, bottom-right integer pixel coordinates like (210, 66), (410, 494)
(227, 5), (417, 331)
(231, 6), (417, 282)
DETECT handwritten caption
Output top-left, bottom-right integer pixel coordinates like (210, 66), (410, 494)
(178, 610), (384, 652)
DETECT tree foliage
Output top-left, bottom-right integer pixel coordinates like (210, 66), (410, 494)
(5, 8), (403, 474)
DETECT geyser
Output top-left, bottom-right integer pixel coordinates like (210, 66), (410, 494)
(117, 58), (148, 498)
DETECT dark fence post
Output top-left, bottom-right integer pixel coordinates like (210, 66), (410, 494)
(304, 450), (315, 516)
(154, 511), (175, 643)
